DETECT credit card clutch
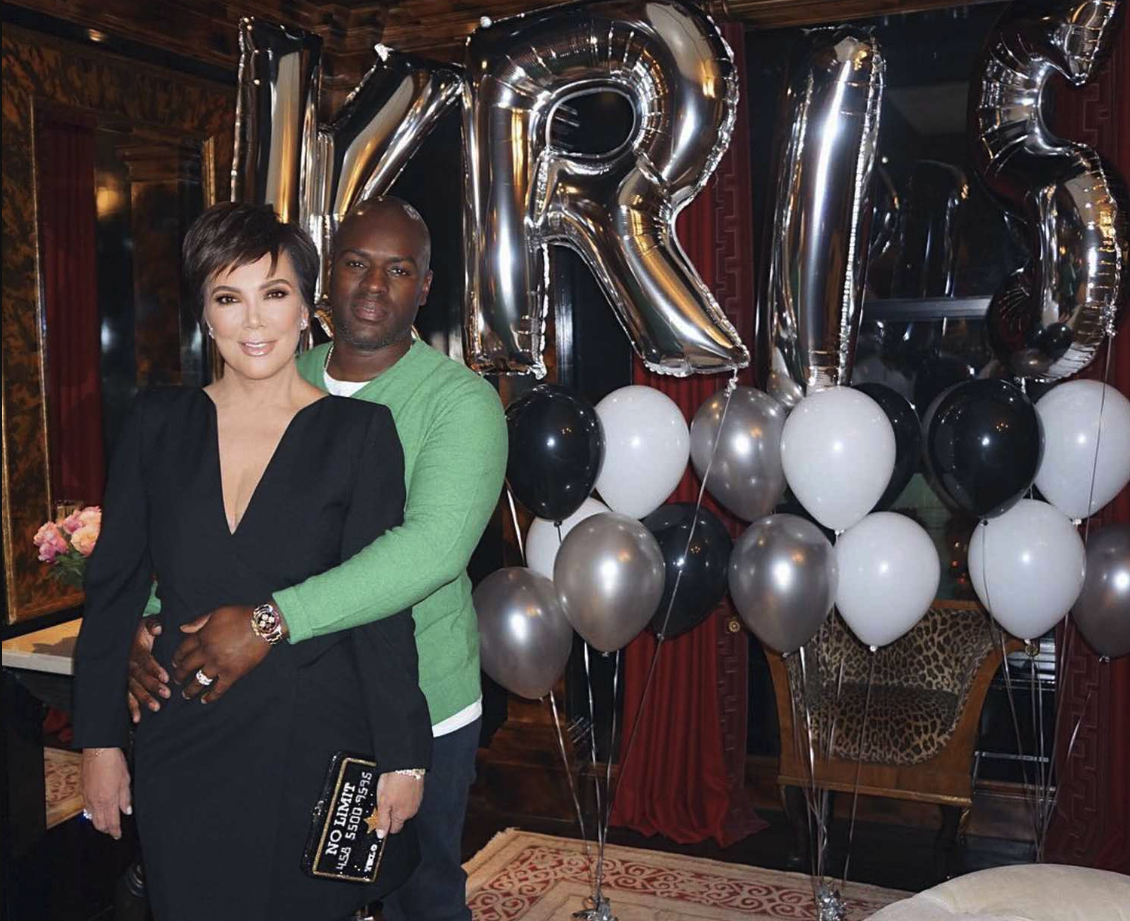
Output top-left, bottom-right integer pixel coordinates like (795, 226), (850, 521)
(302, 751), (385, 884)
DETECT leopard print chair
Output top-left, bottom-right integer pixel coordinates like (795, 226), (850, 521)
(764, 600), (1019, 875)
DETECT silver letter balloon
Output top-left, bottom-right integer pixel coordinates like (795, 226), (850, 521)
(309, 47), (463, 298)
(970, 0), (1129, 381)
(461, 0), (749, 378)
(232, 18), (323, 226)
(756, 28), (885, 404)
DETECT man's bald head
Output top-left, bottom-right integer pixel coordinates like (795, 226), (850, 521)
(337, 196), (431, 271)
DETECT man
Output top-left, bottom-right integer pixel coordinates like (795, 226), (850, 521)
(129, 196), (507, 920)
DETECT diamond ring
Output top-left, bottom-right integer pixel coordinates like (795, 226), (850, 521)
(195, 669), (215, 687)
(82, 808), (93, 820)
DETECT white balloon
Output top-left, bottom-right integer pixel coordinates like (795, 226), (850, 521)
(1035, 380), (1130, 520)
(594, 385), (691, 518)
(526, 497), (610, 579)
(780, 387), (896, 532)
(968, 499), (1087, 641)
(835, 512), (941, 648)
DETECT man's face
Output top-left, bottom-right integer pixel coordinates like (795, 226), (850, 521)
(329, 206), (433, 353)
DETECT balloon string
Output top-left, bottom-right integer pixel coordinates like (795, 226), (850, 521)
(786, 654), (821, 905)
(841, 650), (877, 889)
(547, 689), (594, 879)
(994, 625), (1041, 847)
(1082, 341), (1114, 544)
(1040, 683), (1096, 861)
(797, 645), (825, 894)
(816, 650), (846, 882)
(505, 484), (526, 564)
(602, 650), (622, 846)
(582, 643), (607, 904)
(1039, 337), (1115, 858)
(606, 381), (739, 824)
(982, 523), (1039, 845)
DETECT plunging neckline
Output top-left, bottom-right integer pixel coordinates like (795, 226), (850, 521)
(202, 391), (329, 537)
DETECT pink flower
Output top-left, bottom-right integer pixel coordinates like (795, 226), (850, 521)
(70, 525), (99, 558)
(33, 522), (68, 563)
(78, 506), (101, 531)
(61, 511), (84, 534)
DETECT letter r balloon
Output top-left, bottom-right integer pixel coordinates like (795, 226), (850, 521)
(461, 0), (749, 378)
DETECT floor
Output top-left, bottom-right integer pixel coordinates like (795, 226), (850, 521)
(5, 791), (1035, 921)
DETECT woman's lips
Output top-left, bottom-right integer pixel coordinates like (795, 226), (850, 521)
(240, 339), (276, 357)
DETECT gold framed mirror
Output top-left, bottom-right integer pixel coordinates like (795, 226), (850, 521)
(2, 25), (233, 626)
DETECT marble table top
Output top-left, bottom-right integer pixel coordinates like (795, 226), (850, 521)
(2, 619), (81, 675)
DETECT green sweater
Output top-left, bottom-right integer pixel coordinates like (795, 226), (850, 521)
(147, 341), (507, 725)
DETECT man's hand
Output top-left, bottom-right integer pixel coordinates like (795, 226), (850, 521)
(372, 772), (425, 838)
(171, 605), (272, 704)
(127, 618), (169, 723)
(81, 748), (131, 839)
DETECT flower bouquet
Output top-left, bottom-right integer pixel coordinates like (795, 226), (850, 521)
(33, 506), (101, 589)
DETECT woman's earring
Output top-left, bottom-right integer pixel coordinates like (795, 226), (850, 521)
(300, 317), (308, 331)
(206, 323), (215, 339)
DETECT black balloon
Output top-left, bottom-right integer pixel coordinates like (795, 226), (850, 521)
(912, 352), (975, 419)
(643, 503), (732, 639)
(923, 379), (1043, 520)
(854, 382), (922, 511)
(505, 385), (604, 522)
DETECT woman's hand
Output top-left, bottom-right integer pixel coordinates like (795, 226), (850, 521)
(371, 772), (425, 838)
(81, 748), (131, 839)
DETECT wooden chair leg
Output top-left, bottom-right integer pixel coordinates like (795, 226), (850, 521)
(934, 804), (967, 883)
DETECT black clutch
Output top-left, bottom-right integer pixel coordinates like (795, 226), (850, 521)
(302, 751), (386, 884)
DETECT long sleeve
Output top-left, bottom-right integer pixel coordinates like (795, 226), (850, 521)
(274, 375), (507, 643)
(344, 408), (432, 772)
(73, 393), (154, 748)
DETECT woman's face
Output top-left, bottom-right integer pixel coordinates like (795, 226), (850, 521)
(202, 252), (308, 382)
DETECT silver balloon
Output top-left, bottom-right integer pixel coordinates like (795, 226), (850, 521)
(232, 18), (322, 224)
(474, 567), (574, 699)
(307, 46), (463, 299)
(1073, 524), (1130, 660)
(970, 0), (1129, 381)
(689, 386), (787, 522)
(554, 512), (665, 653)
(728, 514), (838, 654)
(755, 28), (885, 401)
(462, 0), (749, 378)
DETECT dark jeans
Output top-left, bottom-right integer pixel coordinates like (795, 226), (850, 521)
(380, 717), (480, 921)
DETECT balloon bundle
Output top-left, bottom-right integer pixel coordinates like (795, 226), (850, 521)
(961, 0), (1130, 860)
(479, 379), (735, 918)
(231, 0), (750, 381)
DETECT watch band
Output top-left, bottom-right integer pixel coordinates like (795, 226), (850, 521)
(250, 602), (284, 645)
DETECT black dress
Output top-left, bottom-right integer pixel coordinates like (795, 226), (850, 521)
(73, 388), (432, 921)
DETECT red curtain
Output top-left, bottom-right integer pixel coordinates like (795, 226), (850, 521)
(1046, 20), (1130, 874)
(38, 115), (105, 507)
(611, 23), (767, 846)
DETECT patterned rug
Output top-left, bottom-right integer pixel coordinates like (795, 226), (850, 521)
(465, 829), (908, 920)
(44, 747), (84, 829)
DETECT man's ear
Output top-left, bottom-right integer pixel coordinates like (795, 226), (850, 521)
(419, 270), (434, 306)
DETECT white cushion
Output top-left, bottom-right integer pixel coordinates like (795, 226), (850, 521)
(868, 864), (1130, 921)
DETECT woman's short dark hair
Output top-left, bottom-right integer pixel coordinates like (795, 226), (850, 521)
(182, 202), (319, 322)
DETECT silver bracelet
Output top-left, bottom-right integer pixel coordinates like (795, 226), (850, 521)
(393, 768), (426, 780)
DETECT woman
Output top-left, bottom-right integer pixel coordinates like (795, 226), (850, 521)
(73, 203), (431, 920)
